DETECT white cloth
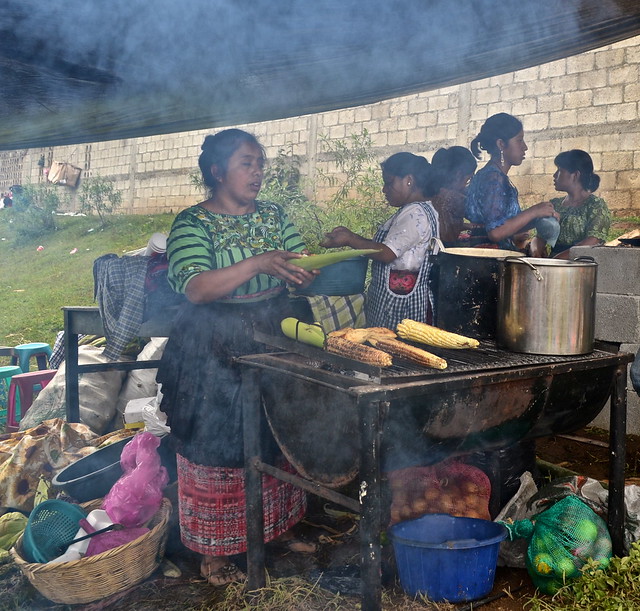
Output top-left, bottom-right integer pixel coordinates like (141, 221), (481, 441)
(382, 201), (439, 271)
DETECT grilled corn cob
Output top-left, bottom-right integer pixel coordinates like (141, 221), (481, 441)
(397, 319), (480, 349)
(325, 336), (393, 367)
(328, 328), (370, 343)
(329, 327), (396, 344)
(368, 337), (447, 369)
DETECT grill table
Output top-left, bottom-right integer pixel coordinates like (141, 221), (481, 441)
(239, 336), (631, 611)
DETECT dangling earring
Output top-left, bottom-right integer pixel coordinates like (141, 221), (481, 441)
(499, 150), (504, 166)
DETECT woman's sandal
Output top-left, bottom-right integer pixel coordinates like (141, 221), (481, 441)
(200, 559), (246, 586)
(269, 534), (319, 555)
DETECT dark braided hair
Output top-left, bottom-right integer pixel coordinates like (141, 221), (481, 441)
(554, 149), (601, 192)
(198, 129), (264, 195)
(470, 113), (523, 160)
(381, 152), (437, 197)
(431, 146), (477, 191)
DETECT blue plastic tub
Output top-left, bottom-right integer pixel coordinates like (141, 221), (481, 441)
(389, 513), (508, 602)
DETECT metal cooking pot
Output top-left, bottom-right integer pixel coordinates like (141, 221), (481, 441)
(430, 239), (524, 339)
(497, 256), (597, 355)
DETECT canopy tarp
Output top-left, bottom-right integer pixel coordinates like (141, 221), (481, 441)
(1, 0), (639, 150)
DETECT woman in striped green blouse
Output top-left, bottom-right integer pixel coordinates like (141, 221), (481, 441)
(157, 129), (317, 586)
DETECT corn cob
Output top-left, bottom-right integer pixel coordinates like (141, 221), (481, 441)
(368, 337), (447, 370)
(329, 327), (396, 344)
(397, 319), (480, 349)
(325, 336), (393, 367)
(281, 317), (326, 349)
(328, 328), (370, 343)
(289, 248), (379, 271)
(366, 327), (397, 340)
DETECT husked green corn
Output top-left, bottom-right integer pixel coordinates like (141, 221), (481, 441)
(397, 319), (479, 349)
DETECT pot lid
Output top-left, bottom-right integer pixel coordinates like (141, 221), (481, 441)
(442, 247), (524, 259)
(505, 256), (597, 267)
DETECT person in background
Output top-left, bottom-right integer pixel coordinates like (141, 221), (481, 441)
(429, 146), (477, 246)
(157, 129), (318, 587)
(2, 192), (12, 208)
(549, 149), (611, 259)
(321, 152), (439, 329)
(465, 112), (559, 256)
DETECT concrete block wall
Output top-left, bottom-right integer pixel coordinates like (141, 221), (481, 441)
(571, 245), (640, 434)
(1, 36), (639, 217)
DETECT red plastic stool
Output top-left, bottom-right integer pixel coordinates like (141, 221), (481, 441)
(6, 370), (57, 432)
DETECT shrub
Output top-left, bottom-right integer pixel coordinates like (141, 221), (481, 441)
(261, 132), (390, 252)
(78, 175), (123, 227)
(9, 183), (65, 240)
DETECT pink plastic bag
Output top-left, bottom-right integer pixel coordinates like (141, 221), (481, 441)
(102, 432), (169, 528)
(85, 527), (150, 556)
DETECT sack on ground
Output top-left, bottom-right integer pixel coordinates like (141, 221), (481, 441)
(20, 346), (130, 434)
(387, 459), (491, 525)
(503, 495), (612, 595)
(115, 337), (167, 419)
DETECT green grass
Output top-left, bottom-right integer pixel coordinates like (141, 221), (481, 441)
(609, 216), (640, 240)
(0, 210), (637, 351)
(0, 212), (175, 348)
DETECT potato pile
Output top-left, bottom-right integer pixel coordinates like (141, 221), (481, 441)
(388, 462), (491, 525)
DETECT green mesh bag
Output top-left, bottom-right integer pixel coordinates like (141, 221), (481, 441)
(504, 495), (612, 594)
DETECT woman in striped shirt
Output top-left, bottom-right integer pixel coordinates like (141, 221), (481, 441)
(158, 129), (317, 587)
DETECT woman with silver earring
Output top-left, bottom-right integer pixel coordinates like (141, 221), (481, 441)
(465, 113), (559, 256)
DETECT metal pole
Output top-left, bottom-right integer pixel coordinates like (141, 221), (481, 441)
(242, 367), (266, 593)
(608, 364), (628, 556)
(63, 309), (80, 423)
(358, 398), (384, 611)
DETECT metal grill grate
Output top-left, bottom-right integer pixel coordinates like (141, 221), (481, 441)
(253, 331), (615, 383)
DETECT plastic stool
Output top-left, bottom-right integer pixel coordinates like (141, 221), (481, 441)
(0, 347), (16, 359)
(0, 365), (23, 428)
(6, 369), (57, 432)
(11, 343), (52, 373)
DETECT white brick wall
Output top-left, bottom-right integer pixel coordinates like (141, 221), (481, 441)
(2, 36), (640, 216)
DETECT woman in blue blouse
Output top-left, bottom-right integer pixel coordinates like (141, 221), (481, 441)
(465, 113), (559, 256)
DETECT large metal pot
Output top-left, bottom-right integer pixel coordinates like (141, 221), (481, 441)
(431, 239), (524, 339)
(497, 256), (597, 355)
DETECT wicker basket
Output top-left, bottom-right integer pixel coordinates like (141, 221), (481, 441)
(11, 498), (172, 605)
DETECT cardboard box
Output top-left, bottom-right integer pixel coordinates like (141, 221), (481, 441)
(48, 161), (82, 187)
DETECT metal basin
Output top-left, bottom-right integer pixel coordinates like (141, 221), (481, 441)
(259, 351), (619, 487)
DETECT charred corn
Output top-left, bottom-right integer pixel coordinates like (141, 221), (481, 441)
(325, 336), (393, 367)
(397, 319), (480, 349)
(328, 328), (370, 343)
(368, 337), (447, 369)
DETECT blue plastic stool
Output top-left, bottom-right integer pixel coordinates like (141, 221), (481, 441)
(0, 365), (23, 428)
(11, 343), (52, 373)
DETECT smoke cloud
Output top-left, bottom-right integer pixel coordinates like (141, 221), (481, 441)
(0, 0), (635, 148)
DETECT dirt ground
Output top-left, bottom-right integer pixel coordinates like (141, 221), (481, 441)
(3, 425), (639, 611)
